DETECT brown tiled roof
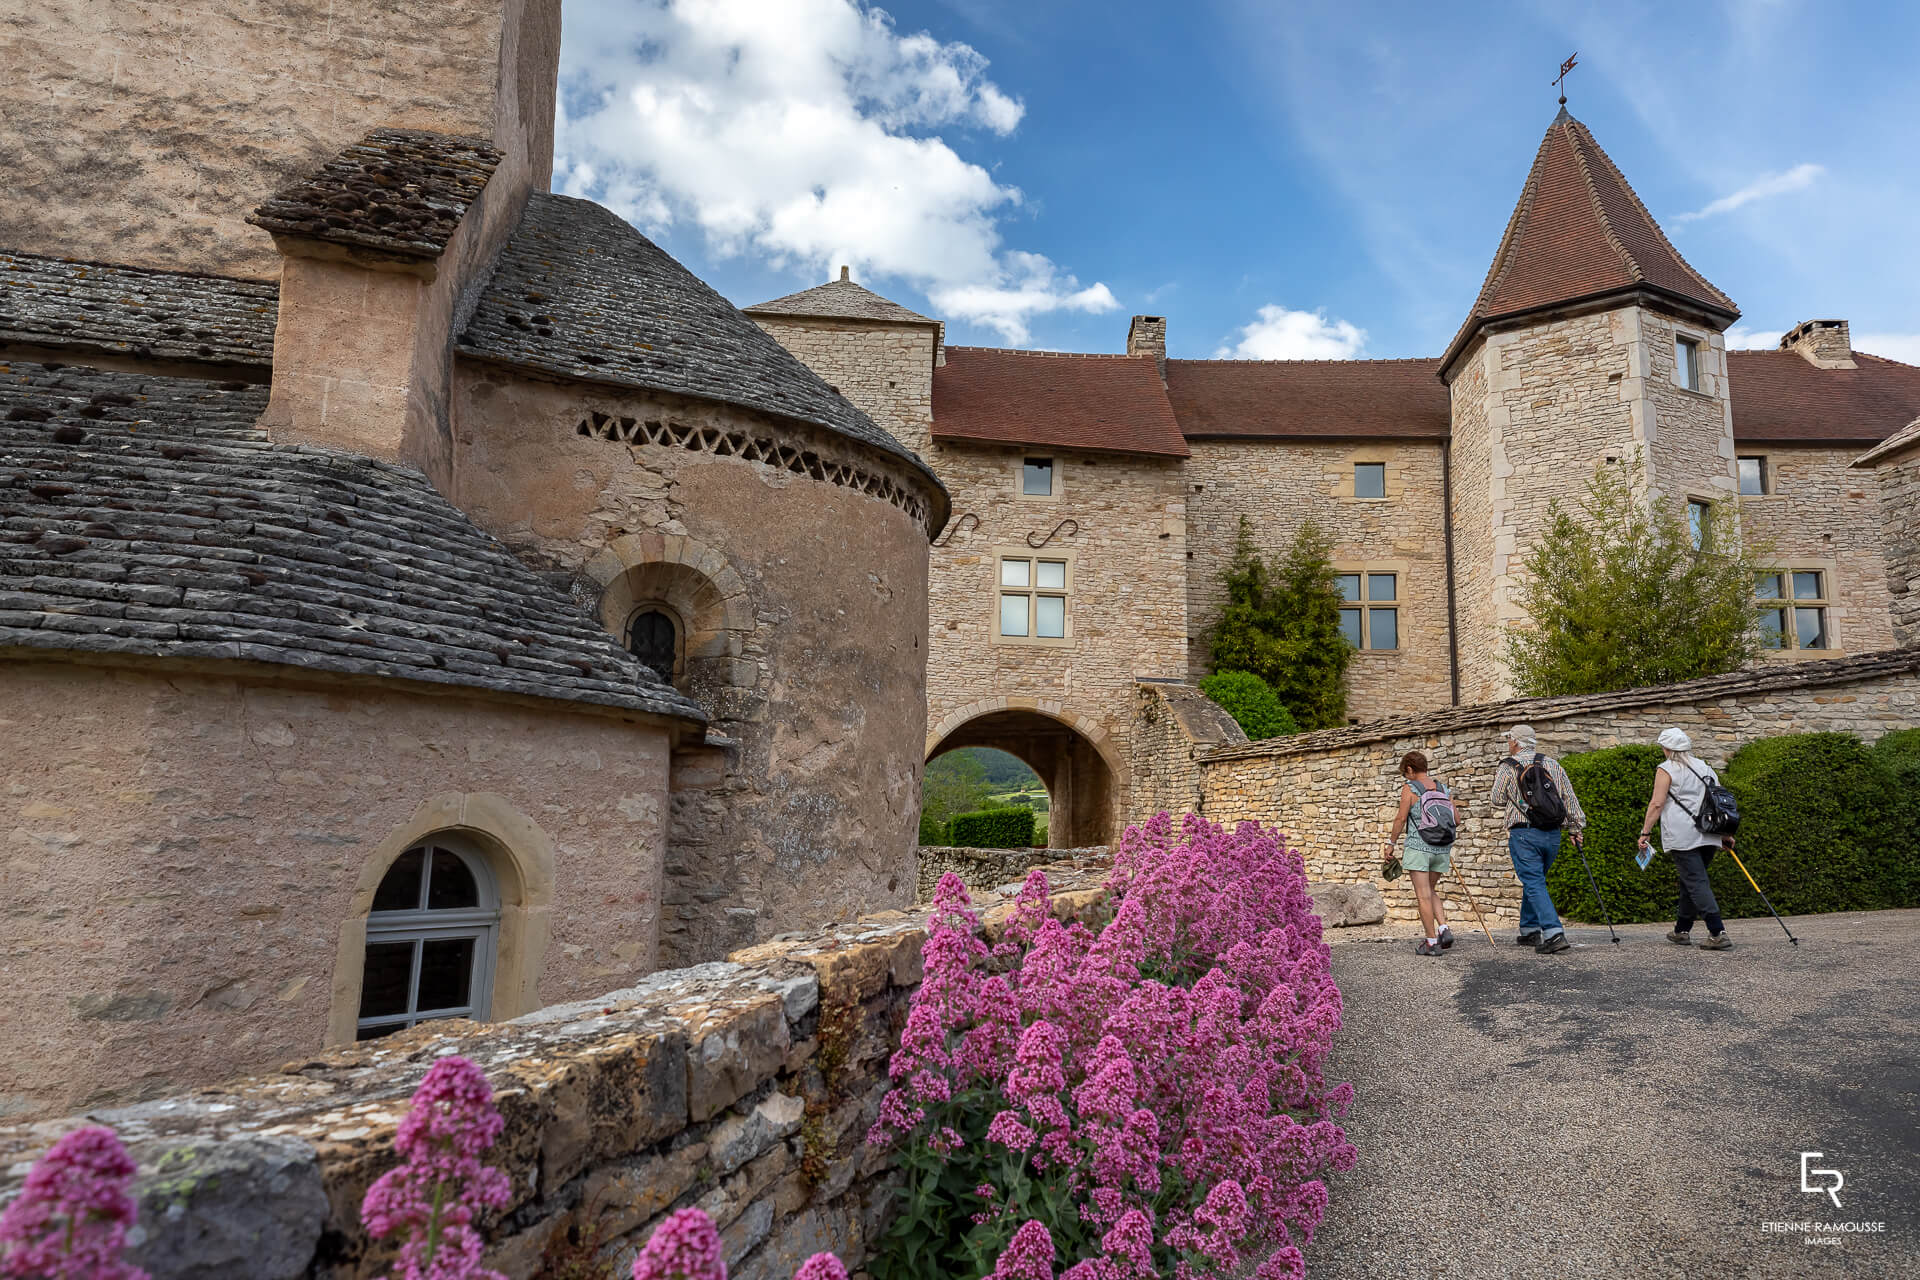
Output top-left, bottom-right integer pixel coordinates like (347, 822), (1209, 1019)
(1441, 108), (1737, 376)
(1728, 350), (1920, 444)
(1166, 358), (1449, 440)
(248, 129), (501, 262)
(931, 347), (1188, 458)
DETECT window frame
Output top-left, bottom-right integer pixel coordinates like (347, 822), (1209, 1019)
(1333, 562), (1403, 653)
(624, 604), (683, 685)
(1016, 455), (1060, 500)
(1735, 452), (1775, 498)
(991, 548), (1075, 647)
(1675, 333), (1704, 392)
(1686, 497), (1714, 551)
(1755, 565), (1836, 656)
(1352, 462), (1387, 501)
(357, 840), (501, 1041)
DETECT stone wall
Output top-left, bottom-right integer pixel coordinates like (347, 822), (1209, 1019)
(2, 0), (561, 280)
(748, 316), (937, 460)
(1184, 439), (1452, 722)
(1862, 429), (1920, 646)
(1129, 679), (1247, 825)
(0, 864), (1110, 1280)
(1193, 649), (1920, 923)
(1739, 445), (1897, 657)
(448, 368), (934, 963)
(0, 659), (674, 1122)
(913, 845), (1108, 900)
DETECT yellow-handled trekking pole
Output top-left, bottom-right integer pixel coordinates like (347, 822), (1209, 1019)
(1723, 841), (1798, 945)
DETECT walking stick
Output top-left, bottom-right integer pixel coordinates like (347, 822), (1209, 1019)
(1570, 834), (1620, 945)
(1447, 858), (1497, 948)
(1723, 844), (1798, 945)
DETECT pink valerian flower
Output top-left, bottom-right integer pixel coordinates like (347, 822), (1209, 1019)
(361, 1055), (513, 1280)
(791, 1255), (848, 1280)
(991, 1220), (1057, 1280)
(631, 1207), (724, 1280)
(0, 1126), (148, 1280)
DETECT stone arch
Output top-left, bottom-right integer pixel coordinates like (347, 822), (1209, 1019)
(926, 699), (1126, 848)
(583, 533), (755, 702)
(326, 793), (557, 1045)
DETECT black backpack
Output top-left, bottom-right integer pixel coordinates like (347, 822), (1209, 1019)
(1671, 759), (1741, 836)
(1511, 753), (1568, 831)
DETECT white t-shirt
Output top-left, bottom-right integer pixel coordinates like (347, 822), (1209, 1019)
(1659, 756), (1722, 852)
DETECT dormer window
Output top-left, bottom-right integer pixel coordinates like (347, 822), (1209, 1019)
(1676, 336), (1702, 391)
(1023, 457), (1054, 496)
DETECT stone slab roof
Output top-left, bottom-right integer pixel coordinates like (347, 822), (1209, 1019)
(458, 194), (935, 480)
(0, 362), (704, 723)
(1167, 357), (1450, 440)
(1854, 415), (1920, 468)
(745, 273), (941, 329)
(1441, 108), (1738, 376)
(931, 347), (1189, 458)
(247, 128), (502, 262)
(0, 251), (277, 367)
(1204, 648), (1920, 761)
(1728, 349), (1920, 445)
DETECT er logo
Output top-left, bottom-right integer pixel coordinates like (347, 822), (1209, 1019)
(1800, 1152), (1844, 1209)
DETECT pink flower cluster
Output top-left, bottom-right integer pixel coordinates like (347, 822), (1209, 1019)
(629, 1205), (846, 1280)
(870, 813), (1357, 1279)
(0, 1126), (148, 1280)
(361, 1055), (514, 1280)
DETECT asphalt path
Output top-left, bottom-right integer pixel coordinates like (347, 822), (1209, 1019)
(1302, 910), (1920, 1280)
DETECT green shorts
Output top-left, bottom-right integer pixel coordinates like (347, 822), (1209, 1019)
(1402, 836), (1452, 875)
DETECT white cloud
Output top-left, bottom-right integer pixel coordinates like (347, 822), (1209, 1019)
(1856, 333), (1920, 364)
(553, 0), (1114, 343)
(1672, 163), (1824, 225)
(1724, 324), (1784, 349)
(1215, 305), (1368, 360)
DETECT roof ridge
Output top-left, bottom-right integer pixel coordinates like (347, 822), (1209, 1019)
(1473, 124), (1555, 322)
(1565, 117), (1732, 309)
(1169, 356), (1440, 367)
(945, 346), (1150, 360)
(1563, 117), (1641, 284)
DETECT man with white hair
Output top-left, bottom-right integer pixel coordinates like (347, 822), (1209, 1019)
(1488, 723), (1587, 954)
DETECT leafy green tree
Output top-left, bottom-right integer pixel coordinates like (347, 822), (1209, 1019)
(1207, 516), (1351, 729)
(1198, 670), (1299, 740)
(1507, 459), (1766, 697)
(918, 751), (994, 843)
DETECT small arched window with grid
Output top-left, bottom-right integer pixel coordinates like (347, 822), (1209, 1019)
(357, 840), (500, 1041)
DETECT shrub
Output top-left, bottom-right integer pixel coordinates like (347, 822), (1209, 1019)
(948, 807), (1036, 849)
(1198, 670), (1298, 741)
(1545, 733), (1920, 924)
(918, 811), (948, 845)
(1207, 515), (1351, 730)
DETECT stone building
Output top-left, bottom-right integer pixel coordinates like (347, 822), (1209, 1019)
(754, 107), (1920, 842)
(1, 0), (944, 1119)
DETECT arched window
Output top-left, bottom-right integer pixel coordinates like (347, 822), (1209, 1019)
(357, 839), (500, 1041)
(627, 607), (679, 683)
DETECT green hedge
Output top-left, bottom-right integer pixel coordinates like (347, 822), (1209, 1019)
(1199, 670), (1299, 741)
(1545, 732), (1920, 924)
(947, 807), (1037, 849)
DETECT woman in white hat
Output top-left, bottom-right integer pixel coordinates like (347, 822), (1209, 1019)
(1636, 727), (1734, 950)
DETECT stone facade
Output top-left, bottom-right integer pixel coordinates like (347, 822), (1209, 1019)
(1738, 445), (1896, 656)
(1187, 650), (1920, 923)
(0, 660), (672, 1121)
(1858, 422), (1920, 646)
(0, 862), (1110, 1280)
(2, 0), (561, 280)
(747, 314), (938, 459)
(1185, 438), (1453, 721)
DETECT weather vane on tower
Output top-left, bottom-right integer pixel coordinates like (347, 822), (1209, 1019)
(1553, 52), (1579, 105)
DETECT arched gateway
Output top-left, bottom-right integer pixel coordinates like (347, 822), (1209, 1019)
(926, 701), (1125, 848)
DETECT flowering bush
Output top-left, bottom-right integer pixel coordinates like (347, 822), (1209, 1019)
(0, 1126), (148, 1280)
(866, 813), (1355, 1280)
(361, 1055), (514, 1280)
(629, 1206), (845, 1279)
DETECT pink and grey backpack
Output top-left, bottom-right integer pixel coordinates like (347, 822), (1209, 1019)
(1408, 778), (1458, 847)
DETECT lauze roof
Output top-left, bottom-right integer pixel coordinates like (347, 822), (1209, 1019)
(931, 348), (1188, 457)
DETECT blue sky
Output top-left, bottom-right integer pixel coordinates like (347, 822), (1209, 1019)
(554, 0), (1920, 362)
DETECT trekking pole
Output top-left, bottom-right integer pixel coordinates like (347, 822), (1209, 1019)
(1448, 859), (1497, 948)
(1570, 834), (1620, 945)
(1723, 844), (1798, 945)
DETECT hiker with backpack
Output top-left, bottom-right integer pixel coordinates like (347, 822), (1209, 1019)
(1488, 724), (1587, 954)
(1637, 727), (1738, 951)
(1383, 750), (1458, 956)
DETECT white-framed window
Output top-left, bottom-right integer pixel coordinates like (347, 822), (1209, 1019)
(358, 840), (500, 1041)
(1353, 462), (1386, 500)
(1021, 457), (1055, 497)
(997, 553), (1071, 643)
(1737, 454), (1771, 497)
(1336, 569), (1399, 651)
(1756, 569), (1831, 652)
(1676, 336), (1702, 391)
(1687, 498), (1712, 551)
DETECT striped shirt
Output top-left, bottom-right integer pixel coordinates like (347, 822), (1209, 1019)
(1489, 753), (1587, 832)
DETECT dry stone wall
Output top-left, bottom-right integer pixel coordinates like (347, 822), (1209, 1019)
(1739, 445), (1897, 656)
(1195, 650), (1920, 924)
(0, 863), (1111, 1280)
(914, 845), (1108, 900)
(1864, 435), (1920, 646)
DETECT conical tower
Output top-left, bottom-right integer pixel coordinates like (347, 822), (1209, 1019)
(1442, 108), (1742, 701)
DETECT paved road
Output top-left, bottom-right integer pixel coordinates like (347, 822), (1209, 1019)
(1303, 911), (1920, 1280)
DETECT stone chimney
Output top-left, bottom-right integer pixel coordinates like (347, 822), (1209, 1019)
(1781, 318), (1856, 369)
(839, 265), (851, 281)
(1127, 315), (1167, 376)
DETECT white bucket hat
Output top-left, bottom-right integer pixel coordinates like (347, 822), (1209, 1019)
(1657, 727), (1692, 752)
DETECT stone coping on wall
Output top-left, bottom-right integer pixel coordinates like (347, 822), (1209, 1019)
(1206, 648), (1920, 762)
(914, 845), (1109, 901)
(0, 861), (1110, 1280)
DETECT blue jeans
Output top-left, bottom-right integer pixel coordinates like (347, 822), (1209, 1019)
(1507, 827), (1564, 938)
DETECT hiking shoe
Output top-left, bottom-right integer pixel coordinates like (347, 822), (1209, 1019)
(1415, 939), (1444, 956)
(1666, 930), (1693, 946)
(1439, 926), (1455, 950)
(1514, 930), (1543, 947)
(1535, 933), (1571, 955)
(1699, 933), (1733, 951)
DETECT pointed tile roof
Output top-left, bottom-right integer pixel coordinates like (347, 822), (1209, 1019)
(745, 271), (941, 329)
(1440, 108), (1737, 377)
